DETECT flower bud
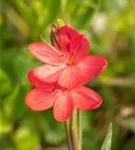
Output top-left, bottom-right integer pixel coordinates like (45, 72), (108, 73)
(50, 24), (60, 49)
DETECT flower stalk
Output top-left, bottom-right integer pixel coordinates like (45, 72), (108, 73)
(65, 120), (72, 150)
(78, 110), (82, 150)
(65, 109), (82, 150)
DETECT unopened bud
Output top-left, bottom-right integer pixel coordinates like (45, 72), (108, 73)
(50, 24), (60, 49)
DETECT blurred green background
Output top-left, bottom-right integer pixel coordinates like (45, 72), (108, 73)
(0, 0), (135, 150)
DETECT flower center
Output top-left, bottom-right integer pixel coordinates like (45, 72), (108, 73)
(67, 59), (75, 66)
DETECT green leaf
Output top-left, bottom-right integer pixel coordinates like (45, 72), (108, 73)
(101, 123), (113, 150)
(65, 0), (78, 15)
(12, 47), (35, 86)
(0, 68), (11, 97)
(0, 110), (13, 135)
(4, 84), (20, 117)
(75, 5), (98, 29)
(6, 8), (29, 37)
(42, 0), (61, 26)
(8, 86), (28, 121)
(15, 0), (34, 25)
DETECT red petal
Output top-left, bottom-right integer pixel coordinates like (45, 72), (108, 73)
(58, 55), (107, 88)
(30, 64), (66, 83)
(28, 43), (65, 65)
(58, 26), (89, 61)
(77, 55), (108, 84)
(58, 26), (80, 52)
(58, 66), (84, 89)
(53, 91), (74, 122)
(25, 88), (59, 111)
(73, 35), (89, 62)
(28, 71), (54, 90)
(71, 87), (103, 110)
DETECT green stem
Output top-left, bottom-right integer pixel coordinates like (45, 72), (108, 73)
(71, 108), (78, 150)
(65, 109), (80, 150)
(78, 110), (82, 150)
(65, 120), (72, 150)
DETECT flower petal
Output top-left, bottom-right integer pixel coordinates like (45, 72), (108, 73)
(58, 26), (80, 52)
(58, 66), (84, 89)
(77, 55), (108, 84)
(58, 55), (107, 88)
(71, 87), (103, 110)
(28, 43), (65, 65)
(53, 91), (74, 122)
(25, 88), (59, 111)
(28, 71), (54, 90)
(30, 64), (66, 83)
(58, 26), (89, 60)
(73, 35), (89, 62)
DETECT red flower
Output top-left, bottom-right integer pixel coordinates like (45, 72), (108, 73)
(28, 25), (107, 89)
(25, 78), (102, 122)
